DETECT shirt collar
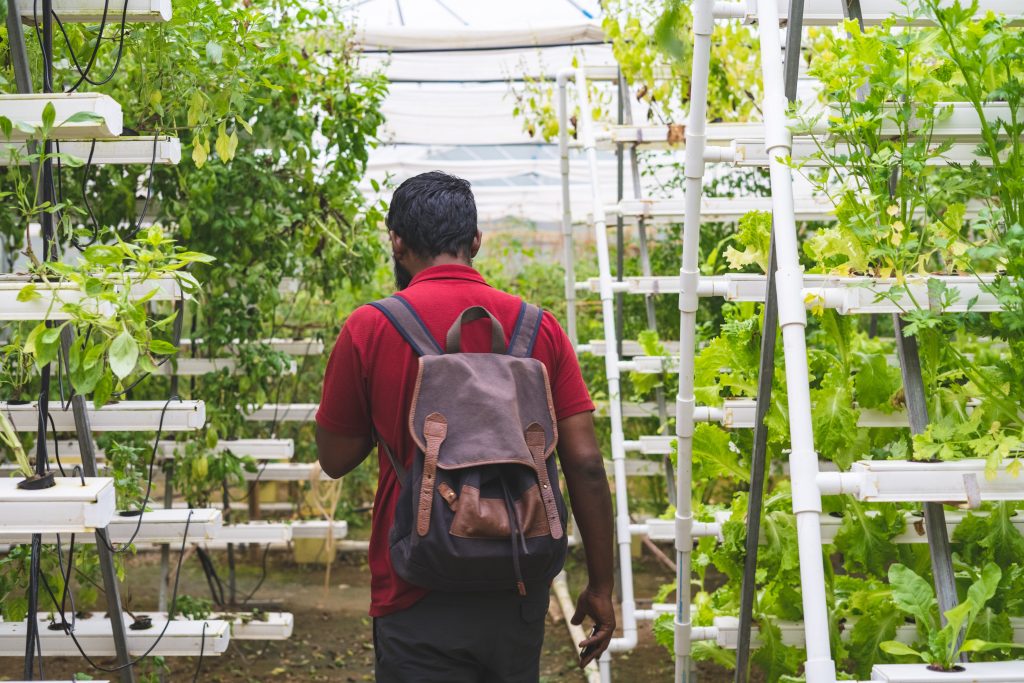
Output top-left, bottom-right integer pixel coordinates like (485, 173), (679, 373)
(408, 264), (489, 287)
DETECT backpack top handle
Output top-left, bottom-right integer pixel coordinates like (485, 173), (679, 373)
(446, 306), (506, 354)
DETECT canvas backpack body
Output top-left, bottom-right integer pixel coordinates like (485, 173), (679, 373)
(369, 296), (569, 594)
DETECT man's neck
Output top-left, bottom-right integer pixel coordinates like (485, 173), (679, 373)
(407, 255), (472, 279)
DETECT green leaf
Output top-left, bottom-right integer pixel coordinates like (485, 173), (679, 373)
(888, 563), (938, 634)
(751, 618), (802, 681)
(206, 41), (224, 64)
(959, 639), (1024, 653)
(879, 641), (929, 662)
(692, 424), (748, 482)
(16, 284), (39, 302)
(41, 102), (56, 132)
(835, 500), (903, 577)
(192, 138), (208, 168)
(109, 331), (139, 380)
(62, 111), (106, 125)
(848, 595), (902, 677)
(93, 370), (113, 408)
(82, 245), (123, 267)
(855, 353), (901, 411)
(148, 340), (178, 356)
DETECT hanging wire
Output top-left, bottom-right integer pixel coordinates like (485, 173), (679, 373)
(46, 412), (66, 477)
(49, 0), (133, 91)
(36, 510), (199, 673)
(100, 395), (183, 553)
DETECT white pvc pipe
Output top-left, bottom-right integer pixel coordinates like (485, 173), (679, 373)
(673, 1), (715, 680)
(557, 69), (578, 349)
(754, 1), (836, 681)
(572, 66), (639, 657)
(552, 571), (602, 683)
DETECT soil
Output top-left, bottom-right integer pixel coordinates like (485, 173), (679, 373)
(0, 547), (738, 682)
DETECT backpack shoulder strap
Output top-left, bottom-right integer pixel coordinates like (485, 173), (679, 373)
(368, 295), (443, 357)
(507, 302), (544, 358)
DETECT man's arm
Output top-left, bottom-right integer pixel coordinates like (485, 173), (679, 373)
(316, 426), (373, 479)
(557, 411), (616, 668)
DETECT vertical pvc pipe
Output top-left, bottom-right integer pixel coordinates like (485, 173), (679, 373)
(674, 2), (716, 680)
(754, 1), (836, 681)
(557, 71), (578, 348)
(736, 2), (804, 679)
(573, 67), (638, 657)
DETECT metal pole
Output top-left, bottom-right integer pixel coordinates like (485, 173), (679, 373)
(25, 0), (56, 672)
(734, 2), (803, 680)
(7, 3), (135, 678)
(893, 318), (964, 658)
(61, 326), (137, 683)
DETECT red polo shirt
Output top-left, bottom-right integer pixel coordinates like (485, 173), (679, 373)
(316, 264), (594, 616)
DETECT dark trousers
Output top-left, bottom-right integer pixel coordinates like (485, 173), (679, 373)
(373, 586), (550, 683)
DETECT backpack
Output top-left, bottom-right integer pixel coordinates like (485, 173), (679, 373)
(369, 295), (569, 595)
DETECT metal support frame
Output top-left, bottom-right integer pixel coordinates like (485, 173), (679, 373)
(7, 5), (136, 679)
(894, 316), (964, 656)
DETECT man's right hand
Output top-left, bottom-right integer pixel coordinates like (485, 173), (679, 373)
(571, 585), (616, 668)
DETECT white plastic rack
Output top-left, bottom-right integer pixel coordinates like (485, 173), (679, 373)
(0, 93), (122, 140)
(576, 273), (1004, 314)
(156, 357), (298, 377)
(0, 508), (221, 544)
(1, 400), (206, 432)
(179, 338), (325, 356)
(244, 403), (318, 422)
(0, 136), (182, 166)
(211, 612), (294, 641)
(0, 614), (230, 657)
(242, 462), (317, 482)
(0, 273), (193, 321)
(0, 477), (115, 534)
(15, 0), (172, 22)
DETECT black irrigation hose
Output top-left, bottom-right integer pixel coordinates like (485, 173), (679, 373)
(238, 544), (272, 606)
(192, 621), (208, 682)
(77, 132), (162, 249)
(49, 0), (132, 91)
(101, 395), (182, 554)
(41, 511), (198, 673)
(195, 546), (227, 607)
(45, 412), (66, 477)
(227, 461), (268, 502)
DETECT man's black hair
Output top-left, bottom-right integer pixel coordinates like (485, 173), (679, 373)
(386, 171), (478, 259)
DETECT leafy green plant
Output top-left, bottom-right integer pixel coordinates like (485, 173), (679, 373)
(19, 226), (212, 407)
(171, 438), (256, 508)
(173, 594), (212, 620)
(881, 562), (1023, 669)
(0, 411), (32, 478)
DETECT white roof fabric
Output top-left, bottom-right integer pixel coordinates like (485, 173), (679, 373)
(356, 23), (605, 52)
(360, 44), (615, 83)
(351, 2), (615, 221)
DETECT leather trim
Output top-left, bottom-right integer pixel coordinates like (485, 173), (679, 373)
(526, 422), (563, 539)
(449, 484), (550, 539)
(407, 359), (428, 453)
(417, 413), (448, 536)
(538, 364), (559, 458)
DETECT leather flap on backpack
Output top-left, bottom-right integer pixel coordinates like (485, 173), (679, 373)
(408, 354), (558, 469)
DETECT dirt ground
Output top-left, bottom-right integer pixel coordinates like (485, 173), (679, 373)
(0, 547), (737, 682)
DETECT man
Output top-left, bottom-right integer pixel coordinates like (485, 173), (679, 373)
(316, 171), (615, 682)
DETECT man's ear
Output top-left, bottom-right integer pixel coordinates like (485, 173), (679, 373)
(469, 230), (482, 258)
(390, 231), (407, 260)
